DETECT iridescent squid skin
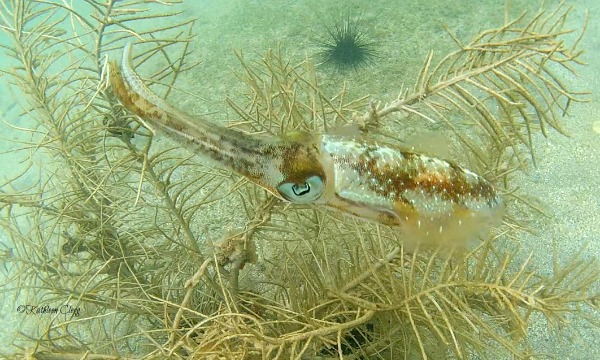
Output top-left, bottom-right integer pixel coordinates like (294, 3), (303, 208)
(109, 43), (502, 231)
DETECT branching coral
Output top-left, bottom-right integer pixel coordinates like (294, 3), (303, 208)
(0, 1), (597, 359)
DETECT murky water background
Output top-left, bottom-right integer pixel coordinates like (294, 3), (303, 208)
(1, 0), (598, 356)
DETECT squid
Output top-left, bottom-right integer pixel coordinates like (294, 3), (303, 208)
(109, 43), (502, 239)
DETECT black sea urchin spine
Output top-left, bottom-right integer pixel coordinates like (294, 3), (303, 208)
(318, 15), (378, 71)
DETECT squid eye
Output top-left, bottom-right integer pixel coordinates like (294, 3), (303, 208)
(277, 175), (325, 204)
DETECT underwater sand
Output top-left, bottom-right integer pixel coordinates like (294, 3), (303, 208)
(0, 0), (598, 357)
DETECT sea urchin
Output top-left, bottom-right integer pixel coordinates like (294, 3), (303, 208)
(317, 16), (378, 71)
